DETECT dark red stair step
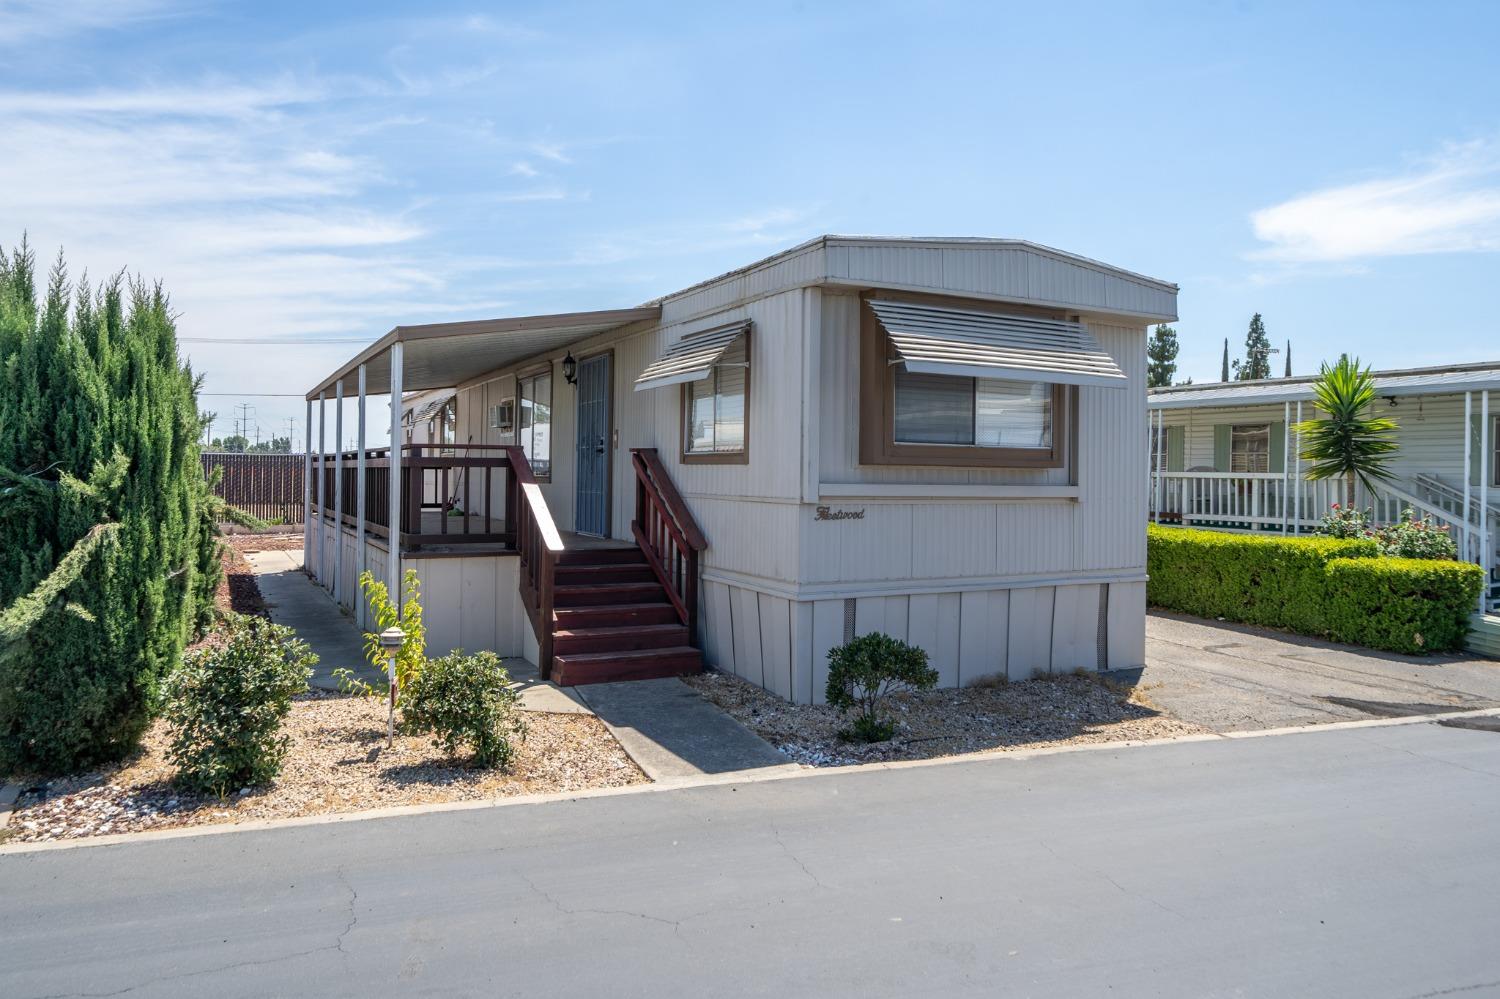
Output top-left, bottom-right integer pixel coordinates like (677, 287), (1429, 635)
(554, 563), (658, 585)
(555, 548), (647, 567)
(551, 647), (703, 686)
(552, 603), (681, 629)
(553, 581), (664, 607)
(552, 623), (689, 654)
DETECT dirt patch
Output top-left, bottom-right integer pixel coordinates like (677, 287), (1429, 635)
(225, 532), (305, 554)
(8, 692), (645, 843)
(681, 670), (1208, 767)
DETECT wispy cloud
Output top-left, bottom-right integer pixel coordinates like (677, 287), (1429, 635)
(0, 0), (178, 46)
(1251, 140), (1500, 262)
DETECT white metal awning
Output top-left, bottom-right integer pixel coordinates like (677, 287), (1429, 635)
(868, 299), (1127, 389)
(633, 320), (751, 392)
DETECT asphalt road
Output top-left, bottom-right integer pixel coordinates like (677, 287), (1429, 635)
(4, 721), (1500, 998)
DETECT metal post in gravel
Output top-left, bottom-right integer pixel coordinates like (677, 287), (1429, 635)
(379, 626), (404, 747)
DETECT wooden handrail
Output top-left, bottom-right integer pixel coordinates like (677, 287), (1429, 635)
(630, 448), (707, 638)
(633, 448), (708, 551)
(504, 446), (565, 679)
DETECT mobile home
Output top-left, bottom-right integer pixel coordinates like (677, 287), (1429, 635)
(1147, 365), (1500, 621)
(303, 236), (1177, 702)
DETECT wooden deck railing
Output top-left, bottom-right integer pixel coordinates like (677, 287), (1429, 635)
(631, 448), (708, 636)
(504, 446), (564, 677)
(310, 444), (514, 547)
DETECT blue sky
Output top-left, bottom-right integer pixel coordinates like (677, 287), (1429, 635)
(4, 0), (1499, 444)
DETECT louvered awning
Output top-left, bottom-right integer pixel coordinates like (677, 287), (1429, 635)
(869, 299), (1127, 389)
(633, 320), (750, 392)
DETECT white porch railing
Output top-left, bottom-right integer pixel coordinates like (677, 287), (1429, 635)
(1151, 470), (1494, 567)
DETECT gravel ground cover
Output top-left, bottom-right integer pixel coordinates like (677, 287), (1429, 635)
(5, 532), (646, 844)
(682, 670), (1208, 766)
(7, 692), (646, 843)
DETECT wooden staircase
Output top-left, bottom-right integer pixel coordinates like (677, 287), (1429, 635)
(506, 445), (708, 687)
(550, 546), (702, 685)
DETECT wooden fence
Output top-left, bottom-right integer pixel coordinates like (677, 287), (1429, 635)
(202, 452), (304, 525)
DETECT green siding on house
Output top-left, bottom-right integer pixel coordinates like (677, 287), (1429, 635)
(1166, 425), (1185, 472)
(1212, 424), (1231, 472)
(1269, 421), (1286, 474)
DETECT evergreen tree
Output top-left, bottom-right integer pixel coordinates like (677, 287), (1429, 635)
(1220, 339), (1230, 382)
(1233, 313), (1273, 380)
(1284, 341), (1292, 378)
(0, 240), (220, 772)
(1146, 324), (1180, 388)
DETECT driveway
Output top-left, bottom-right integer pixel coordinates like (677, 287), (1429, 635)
(4, 722), (1499, 998)
(1127, 611), (1500, 732)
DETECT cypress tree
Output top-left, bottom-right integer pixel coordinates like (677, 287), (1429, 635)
(1234, 313), (1272, 380)
(1146, 324), (1180, 388)
(1220, 338), (1230, 382)
(1284, 341), (1292, 377)
(0, 241), (220, 772)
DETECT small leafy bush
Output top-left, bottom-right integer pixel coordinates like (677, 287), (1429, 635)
(825, 633), (939, 743)
(1314, 503), (1372, 539)
(165, 616), (315, 795)
(1323, 558), (1484, 653)
(335, 568), (426, 696)
(401, 650), (526, 767)
(1374, 509), (1458, 561)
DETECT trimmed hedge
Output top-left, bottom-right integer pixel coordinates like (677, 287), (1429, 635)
(1147, 525), (1483, 654)
(1147, 525), (1379, 633)
(1323, 557), (1485, 654)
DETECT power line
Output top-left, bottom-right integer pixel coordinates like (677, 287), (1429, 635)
(180, 337), (368, 344)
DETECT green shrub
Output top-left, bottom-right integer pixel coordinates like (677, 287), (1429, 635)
(1147, 524), (1379, 634)
(0, 243), (221, 773)
(401, 650), (525, 767)
(164, 616), (315, 796)
(1147, 525), (1483, 654)
(1323, 558), (1484, 653)
(825, 632), (939, 743)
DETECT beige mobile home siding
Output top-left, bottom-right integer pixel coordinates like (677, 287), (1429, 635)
(426, 239), (1169, 703)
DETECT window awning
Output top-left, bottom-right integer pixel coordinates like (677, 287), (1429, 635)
(633, 320), (750, 392)
(868, 299), (1127, 389)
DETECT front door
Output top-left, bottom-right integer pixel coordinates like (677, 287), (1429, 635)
(574, 352), (611, 537)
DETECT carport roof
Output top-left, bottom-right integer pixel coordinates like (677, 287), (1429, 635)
(1149, 360), (1500, 410)
(304, 306), (661, 400)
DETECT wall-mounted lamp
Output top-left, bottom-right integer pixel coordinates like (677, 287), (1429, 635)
(562, 351), (578, 386)
(1386, 395), (1399, 408)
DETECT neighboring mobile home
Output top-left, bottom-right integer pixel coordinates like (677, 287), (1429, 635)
(303, 236), (1177, 702)
(1147, 365), (1500, 619)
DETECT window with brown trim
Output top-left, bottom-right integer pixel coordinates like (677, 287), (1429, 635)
(680, 335), (749, 464)
(859, 297), (1072, 469)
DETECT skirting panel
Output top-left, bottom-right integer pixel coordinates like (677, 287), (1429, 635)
(700, 578), (1146, 705)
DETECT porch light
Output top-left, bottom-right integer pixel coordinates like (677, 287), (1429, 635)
(562, 351), (578, 385)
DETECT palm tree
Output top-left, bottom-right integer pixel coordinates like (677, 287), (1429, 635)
(1294, 354), (1399, 502)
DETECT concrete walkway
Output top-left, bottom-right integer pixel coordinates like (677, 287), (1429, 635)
(574, 678), (794, 780)
(1125, 611), (1500, 732)
(245, 550), (382, 692)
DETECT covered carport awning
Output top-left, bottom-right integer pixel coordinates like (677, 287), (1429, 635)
(305, 306), (663, 399)
(633, 320), (750, 392)
(867, 298), (1127, 389)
